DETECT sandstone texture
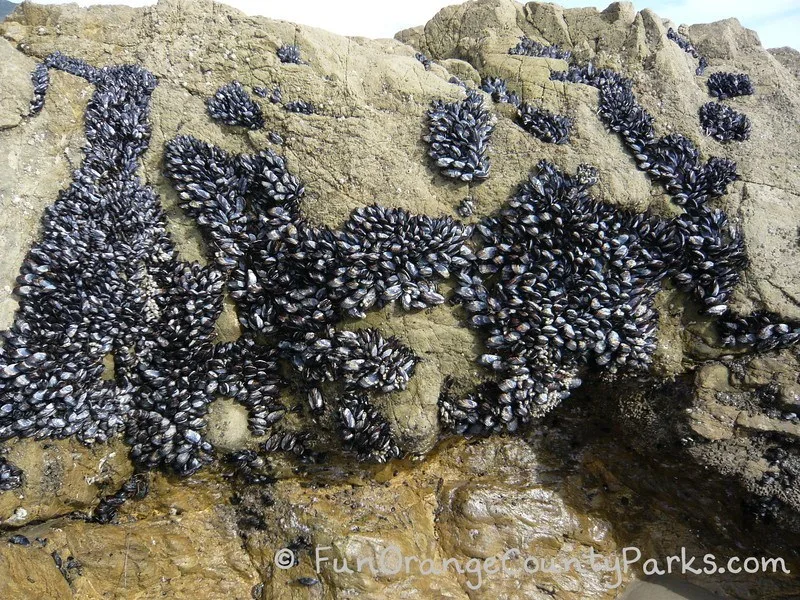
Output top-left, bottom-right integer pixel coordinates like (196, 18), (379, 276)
(1, 1), (799, 598)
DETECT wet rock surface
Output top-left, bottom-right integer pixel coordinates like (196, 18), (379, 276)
(1, 0), (799, 598)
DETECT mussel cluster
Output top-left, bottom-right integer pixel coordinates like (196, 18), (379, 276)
(479, 76), (520, 106)
(438, 54), (792, 434)
(699, 102), (751, 142)
(2, 31), (796, 494)
(509, 36), (571, 60)
(4, 53), (235, 478)
(207, 81), (265, 129)
(284, 99), (315, 114)
(277, 44), (303, 65)
(415, 52), (432, 70)
(164, 132), (473, 461)
(707, 72), (755, 100)
(0, 457), (23, 491)
(424, 89), (495, 181)
(666, 27), (708, 75)
(516, 103), (573, 144)
(253, 85), (283, 104)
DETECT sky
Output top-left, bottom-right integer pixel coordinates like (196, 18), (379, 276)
(8, 0), (799, 49)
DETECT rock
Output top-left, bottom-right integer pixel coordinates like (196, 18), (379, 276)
(0, 39), (34, 130)
(769, 46), (800, 79)
(1, 473), (260, 598)
(687, 18), (762, 61)
(0, 439), (133, 528)
(0, 0), (799, 598)
(0, 540), (73, 598)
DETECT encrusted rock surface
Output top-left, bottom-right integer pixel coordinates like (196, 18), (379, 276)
(0, 0), (799, 598)
(769, 47), (800, 79)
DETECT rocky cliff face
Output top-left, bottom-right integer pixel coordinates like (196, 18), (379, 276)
(0, 1), (799, 598)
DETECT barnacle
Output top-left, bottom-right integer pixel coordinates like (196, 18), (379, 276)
(517, 103), (573, 144)
(207, 81), (265, 129)
(699, 102), (751, 142)
(707, 72), (755, 100)
(424, 89), (495, 181)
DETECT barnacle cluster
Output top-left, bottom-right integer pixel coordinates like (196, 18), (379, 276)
(666, 27), (708, 75)
(424, 89), (495, 181)
(517, 103), (573, 144)
(479, 76), (520, 106)
(699, 102), (751, 142)
(508, 36), (571, 60)
(415, 52), (432, 70)
(277, 44), (303, 64)
(707, 72), (755, 100)
(207, 81), (265, 129)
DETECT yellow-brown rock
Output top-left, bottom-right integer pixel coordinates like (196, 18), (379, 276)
(1, 1), (799, 599)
